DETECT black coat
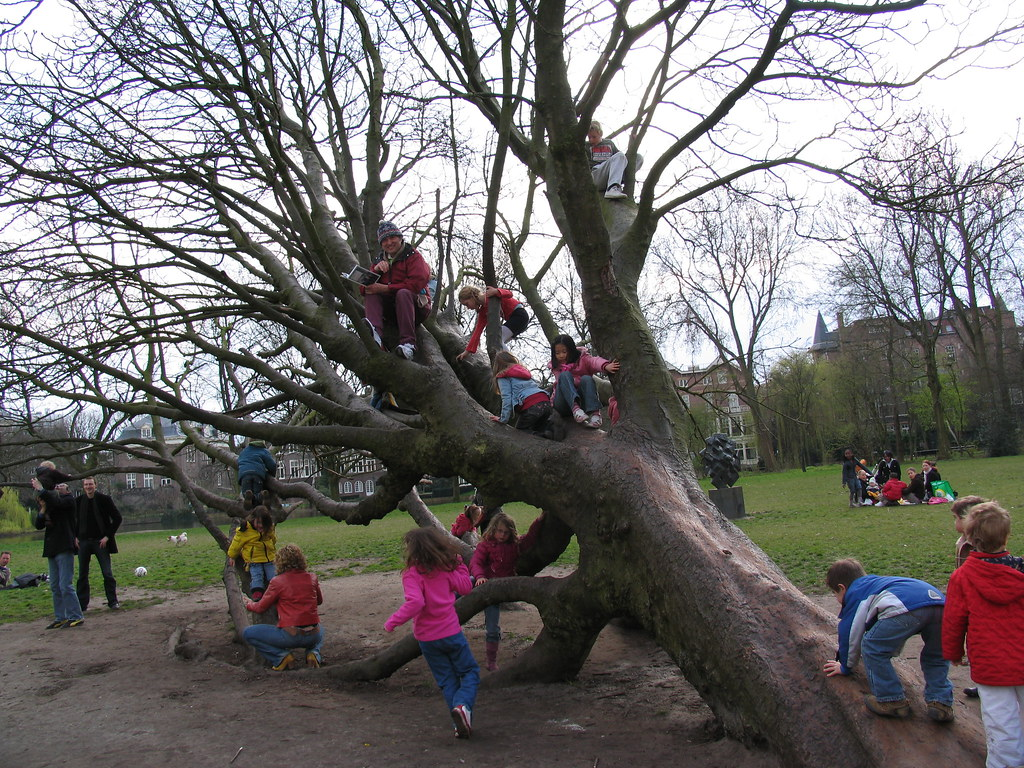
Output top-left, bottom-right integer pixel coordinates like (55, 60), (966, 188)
(76, 492), (123, 554)
(875, 458), (901, 484)
(34, 490), (77, 558)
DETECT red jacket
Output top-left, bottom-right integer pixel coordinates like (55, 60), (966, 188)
(881, 478), (907, 501)
(246, 570), (322, 628)
(359, 243), (430, 299)
(943, 551), (1024, 685)
(465, 289), (521, 354)
(470, 516), (543, 580)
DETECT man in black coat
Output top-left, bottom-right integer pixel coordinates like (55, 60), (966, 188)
(32, 480), (84, 628)
(75, 477), (123, 610)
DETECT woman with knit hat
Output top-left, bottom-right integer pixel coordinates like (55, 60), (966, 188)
(361, 220), (432, 359)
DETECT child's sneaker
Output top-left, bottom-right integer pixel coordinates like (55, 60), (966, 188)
(451, 704), (472, 738)
(926, 701), (955, 722)
(395, 343), (416, 360)
(585, 412), (603, 429)
(571, 405), (588, 424)
(864, 695), (911, 718)
(65, 618), (85, 628)
(271, 653), (297, 672)
(251, 589), (264, 601)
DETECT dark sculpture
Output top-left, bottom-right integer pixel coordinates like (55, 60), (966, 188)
(700, 433), (740, 490)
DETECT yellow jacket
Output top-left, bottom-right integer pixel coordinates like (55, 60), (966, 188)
(227, 525), (277, 565)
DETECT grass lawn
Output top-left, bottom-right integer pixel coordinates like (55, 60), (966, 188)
(1, 454), (1019, 624)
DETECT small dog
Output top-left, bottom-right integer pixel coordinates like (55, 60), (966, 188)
(167, 532), (188, 546)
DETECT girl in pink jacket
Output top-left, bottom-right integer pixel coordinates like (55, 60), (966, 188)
(549, 334), (620, 429)
(385, 527), (479, 739)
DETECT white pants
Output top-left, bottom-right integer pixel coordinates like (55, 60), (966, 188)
(978, 683), (1024, 768)
(591, 152), (627, 191)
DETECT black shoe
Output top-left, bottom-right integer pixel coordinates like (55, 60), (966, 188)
(109, 602), (121, 610)
(65, 618), (84, 628)
(45, 619), (68, 629)
(964, 687), (980, 698)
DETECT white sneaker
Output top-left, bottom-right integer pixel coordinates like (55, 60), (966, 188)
(874, 501), (885, 506)
(451, 705), (472, 738)
(585, 412), (603, 429)
(862, 500), (873, 506)
(396, 343), (415, 360)
(572, 406), (588, 424)
(604, 184), (627, 199)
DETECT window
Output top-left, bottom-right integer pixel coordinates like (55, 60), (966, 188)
(701, 376), (712, 386)
(717, 372), (728, 384)
(945, 345), (956, 361)
(185, 446), (197, 463)
(354, 480), (364, 493)
(143, 473), (153, 489)
(366, 479), (375, 494)
(681, 393), (690, 407)
(728, 393), (740, 412)
(126, 473), (136, 490)
(342, 481), (354, 494)
(290, 460), (300, 478)
(141, 425), (152, 438)
(161, 477), (172, 486)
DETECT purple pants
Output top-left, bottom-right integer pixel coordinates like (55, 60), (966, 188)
(364, 288), (428, 346)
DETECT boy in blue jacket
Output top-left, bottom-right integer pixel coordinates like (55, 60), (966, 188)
(822, 558), (954, 721)
(237, 440), (277, 509)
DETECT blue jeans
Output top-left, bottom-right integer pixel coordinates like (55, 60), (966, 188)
(552, 371), (601, 416)
(243, 623), (323, 666)
(419, 632), (480, 711)
(239, 474), (265, 497)
(249, 562), (276, 591)
(77, 538), (118, 609)
(862, 605), (951, 704)
(484, 604), (502, 643)
(47, 551), (83, 621)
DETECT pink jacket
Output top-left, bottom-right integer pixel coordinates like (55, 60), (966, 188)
(550, 347), (611, 400)
(451, 512), (479, 538)
(384, 558), (472, 641)
(465, 289), (521, 354)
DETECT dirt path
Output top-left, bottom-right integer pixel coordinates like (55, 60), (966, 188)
(0, 572), (979, 768)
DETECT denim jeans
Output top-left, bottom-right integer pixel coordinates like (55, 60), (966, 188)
(77, 538), (118, 609)
(552, 371), (601, 416)
(249, 562), (276, 591)
(239, 474), (265, 497)
(48, 551), (83, 621)
(243, 623), (323, 666)
(483, 604), (502, 643)
(419, 632), (480, 711)
(861, 605), (951, 704)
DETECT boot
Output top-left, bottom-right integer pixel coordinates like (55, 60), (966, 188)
(485, 641), (500, 671)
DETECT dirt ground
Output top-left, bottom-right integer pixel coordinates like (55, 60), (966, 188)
(0, 570), (980, 768)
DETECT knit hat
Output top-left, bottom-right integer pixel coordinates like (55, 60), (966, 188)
(377, 220), (403, 244)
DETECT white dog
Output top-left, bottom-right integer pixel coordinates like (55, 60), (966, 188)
(167, 532), (188, 545)
(134, 566), (148, 577)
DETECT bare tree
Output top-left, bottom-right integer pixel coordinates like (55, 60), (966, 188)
(2, 0), (1021, 764)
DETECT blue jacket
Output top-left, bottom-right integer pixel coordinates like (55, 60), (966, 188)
(496, 365), (547, 423)
(835, 574), (945, 674)
(237, 444), (277, 480)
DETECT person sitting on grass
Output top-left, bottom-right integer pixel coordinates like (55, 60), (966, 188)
(822, 558), (953, 722)
(877, 475), (908, 507)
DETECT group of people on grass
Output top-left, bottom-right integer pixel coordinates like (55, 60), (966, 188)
(841, 448), (946, 507)
(824, 494), (1024, 768)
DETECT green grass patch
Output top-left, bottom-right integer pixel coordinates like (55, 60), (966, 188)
(2, 454), (1018, 624)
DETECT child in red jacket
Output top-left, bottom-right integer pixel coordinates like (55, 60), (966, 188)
(943, 501), (1024, 767)
(876, 476), (908, 507)
(470, 511), (544, 671)
(456, 285), (530, 360)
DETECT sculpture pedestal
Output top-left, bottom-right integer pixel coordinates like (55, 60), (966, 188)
(709, 486), (745, 520)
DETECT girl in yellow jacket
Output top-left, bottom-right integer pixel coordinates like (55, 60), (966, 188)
(227, 507), (277, 599)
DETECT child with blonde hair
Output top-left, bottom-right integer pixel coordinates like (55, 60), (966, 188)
(385, 527), (479, 739)
(944, 502), (1024, 767)
(455, 285), (529, 360)
(490, 350), (554, 439)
